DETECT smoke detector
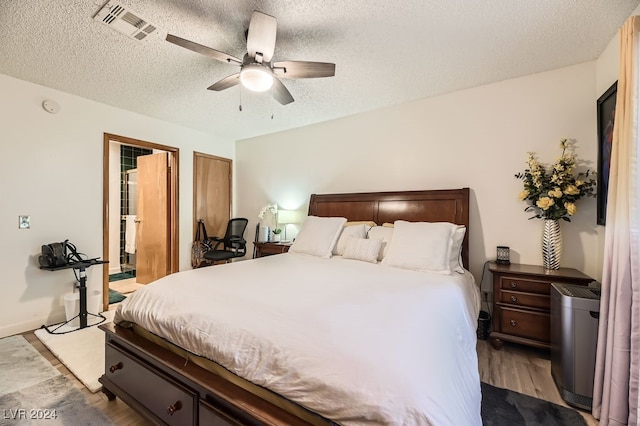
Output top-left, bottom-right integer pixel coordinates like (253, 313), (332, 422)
(93, 1), (158, 42)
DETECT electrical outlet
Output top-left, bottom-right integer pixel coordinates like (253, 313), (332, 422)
(482, 291), (491, 302)
(18, 215), (30, 229)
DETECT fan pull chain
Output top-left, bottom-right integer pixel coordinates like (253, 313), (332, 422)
(239, 86), (243, 112)
(270, 87), (274, 119)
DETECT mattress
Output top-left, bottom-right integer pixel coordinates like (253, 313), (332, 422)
(115, 253), (482, 425)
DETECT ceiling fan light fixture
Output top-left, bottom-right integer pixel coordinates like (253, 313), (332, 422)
(240, 64), (273, 92)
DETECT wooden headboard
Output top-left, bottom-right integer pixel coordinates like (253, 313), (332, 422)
(308, 188), (470, 269)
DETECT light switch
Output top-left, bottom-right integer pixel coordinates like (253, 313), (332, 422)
(19, 215), (30, 229)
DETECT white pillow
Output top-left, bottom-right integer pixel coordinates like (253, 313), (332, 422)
(289, 216), (347, 258)
(343, 238), (383, 264)
(449, 226), (466, 274)
(381, 220), (459, 273)
(333, 224), (369, 255)
(367, 226), (394, 261)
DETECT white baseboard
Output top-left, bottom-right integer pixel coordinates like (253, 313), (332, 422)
(109, 266), (121, 275)
(0, 311), (66, 339)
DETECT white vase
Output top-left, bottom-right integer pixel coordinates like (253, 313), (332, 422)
(542, 219), (562, 270)
(271, 234), (281, 242)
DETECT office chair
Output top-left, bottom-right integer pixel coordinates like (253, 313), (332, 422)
(203, 218), (249, 264)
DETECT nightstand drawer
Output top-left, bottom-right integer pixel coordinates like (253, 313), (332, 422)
(500, 277), (549, 294)
(254, 242), (291, 258)
(499, 307), (550, 343)
(498, 290), (550, 310)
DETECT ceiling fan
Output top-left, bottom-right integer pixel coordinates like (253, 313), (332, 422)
(166, 11), (336, 105)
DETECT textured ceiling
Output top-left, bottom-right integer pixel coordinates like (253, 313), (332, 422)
(1, 0), (638, 141)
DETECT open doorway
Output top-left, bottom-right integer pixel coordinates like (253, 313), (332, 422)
(102, 133), (179, 311)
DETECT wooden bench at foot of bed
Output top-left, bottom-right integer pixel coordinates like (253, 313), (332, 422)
(99, 322), (323, 425)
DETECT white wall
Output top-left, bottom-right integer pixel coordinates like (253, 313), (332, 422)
(236, 62), (602, 293)
(0, 73), (234, 337)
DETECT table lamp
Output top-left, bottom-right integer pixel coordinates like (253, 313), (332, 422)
(277, 209), (302, 242)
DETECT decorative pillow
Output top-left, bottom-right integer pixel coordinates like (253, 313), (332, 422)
(381, 220), (459, 273)
(289, 216), (347, 258)
(345, 221), (377, 228)
(449, 226), (466, 274)
(343, 238), (383, 264)
(333, 224), (369, 255)
(367, 226), (394, 261)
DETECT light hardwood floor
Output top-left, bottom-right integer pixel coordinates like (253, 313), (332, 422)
(22, 331), (597, 425)
(477, 339), (598, 425)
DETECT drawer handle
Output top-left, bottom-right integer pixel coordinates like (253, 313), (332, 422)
(109, 362), (123, 373)
(510, 281), (517, 288)
(510, 320), (517, 327)
(167, 400), (182, 416)
(510, 295), (518, 303)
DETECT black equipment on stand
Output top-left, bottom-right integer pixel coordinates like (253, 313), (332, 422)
(40, 259), (108, 334)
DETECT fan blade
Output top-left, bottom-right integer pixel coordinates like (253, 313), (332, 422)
(247, 11), (277, 63)
(207, 73), (241, 91)
(271, 77), (294, 105)
(273, 61), (336, 78)
(166, 34), (242, 65)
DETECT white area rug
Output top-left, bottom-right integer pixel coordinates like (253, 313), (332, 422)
(109, 277), (145, 294)
(0, 335), (113, 424)
(34, 310), (115, 393)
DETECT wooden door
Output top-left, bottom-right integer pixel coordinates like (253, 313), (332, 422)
(193, 153), (232, 241)
(137, 152), (170, 284)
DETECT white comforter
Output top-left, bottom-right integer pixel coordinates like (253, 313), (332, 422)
(115, 253), (482, 426)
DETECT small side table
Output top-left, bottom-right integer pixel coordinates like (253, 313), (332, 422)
(488, 262), (593, 350)
(254, 242), (291, 258)
(40, 259), (108, 334)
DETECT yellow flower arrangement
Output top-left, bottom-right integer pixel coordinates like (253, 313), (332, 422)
(515, 139), (596, 221)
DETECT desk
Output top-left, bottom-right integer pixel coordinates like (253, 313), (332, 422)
(254, 242), (291, 258)
(40, 259), (108, 334)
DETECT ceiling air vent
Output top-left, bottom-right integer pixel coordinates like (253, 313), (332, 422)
(93, 1), (158, 42)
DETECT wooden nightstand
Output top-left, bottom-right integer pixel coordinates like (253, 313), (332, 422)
(488, 262), (593, 350)
(254, 242), (291, 258)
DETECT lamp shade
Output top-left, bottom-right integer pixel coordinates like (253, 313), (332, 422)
(277, 209), (302, 225)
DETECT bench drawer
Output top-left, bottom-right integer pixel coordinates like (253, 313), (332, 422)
(105, 343), (196, 426)
(199, 400), (239, 426)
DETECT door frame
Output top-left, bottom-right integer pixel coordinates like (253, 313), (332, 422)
(102, 133), (180, 310)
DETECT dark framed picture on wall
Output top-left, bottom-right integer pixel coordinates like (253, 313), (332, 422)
(596, 81), (617, 226)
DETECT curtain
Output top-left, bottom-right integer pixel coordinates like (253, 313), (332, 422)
(592, 15), (640, 426)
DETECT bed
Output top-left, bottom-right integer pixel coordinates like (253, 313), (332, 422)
(99, 188), (481, 425)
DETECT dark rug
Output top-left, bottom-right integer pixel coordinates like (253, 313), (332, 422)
(482, 382), (587, 425)
(108, 288), (126, 304)
(108, 271), (135, 282)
